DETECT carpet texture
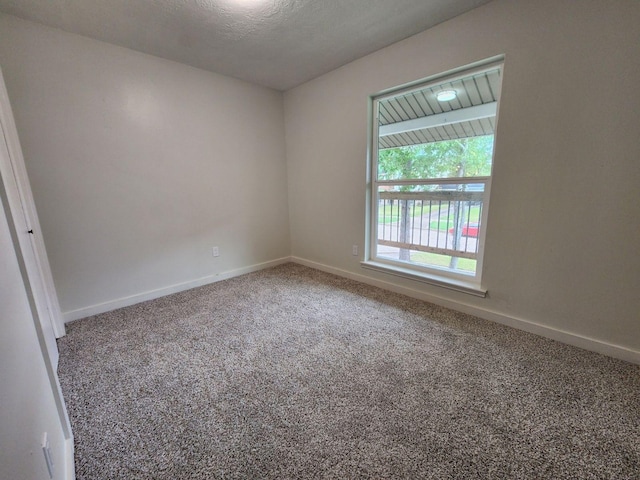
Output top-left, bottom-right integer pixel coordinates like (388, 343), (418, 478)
(57, 263), (639, 479)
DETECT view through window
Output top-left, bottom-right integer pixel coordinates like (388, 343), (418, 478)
(369, 61), (503, 285)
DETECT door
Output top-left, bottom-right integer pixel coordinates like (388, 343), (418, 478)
(0, 66), (64, 369)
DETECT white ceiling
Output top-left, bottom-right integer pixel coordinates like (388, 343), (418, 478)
(0, 0), (492, 90)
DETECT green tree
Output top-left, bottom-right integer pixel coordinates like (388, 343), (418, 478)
(378, 135), (493, 180)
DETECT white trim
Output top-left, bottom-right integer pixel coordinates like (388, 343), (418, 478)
(64, 437), (75, 480)
(375, 56), (506, 100)
(0, 67), (65, 339)
(291, 256), (640, 365)
(361, 260), (486, 297)
(376, 176), (490, 186)
(63, 257), (292, 322)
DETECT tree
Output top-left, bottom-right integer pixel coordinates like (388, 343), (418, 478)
(378, 135), (493, 181)
(378, 135), (493, 266)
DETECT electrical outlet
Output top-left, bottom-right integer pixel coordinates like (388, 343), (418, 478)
(352, 244), (358, 256)
(212, 246), (220, 257)
(42, 432), (54, 479)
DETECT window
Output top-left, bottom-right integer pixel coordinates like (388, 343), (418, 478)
(364, 59), (503, 295)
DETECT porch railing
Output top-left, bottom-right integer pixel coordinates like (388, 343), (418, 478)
(376, 180), (486, 260)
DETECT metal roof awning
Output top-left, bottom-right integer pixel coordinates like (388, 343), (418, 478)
(378, 67), (501, 149)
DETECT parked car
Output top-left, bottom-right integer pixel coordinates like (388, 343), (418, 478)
(448, 222), (479, 237)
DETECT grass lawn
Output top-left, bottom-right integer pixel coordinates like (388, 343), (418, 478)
(411, 252), (476, 272)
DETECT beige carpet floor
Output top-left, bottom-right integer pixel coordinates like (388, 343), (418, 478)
(57, 263), (640, 479)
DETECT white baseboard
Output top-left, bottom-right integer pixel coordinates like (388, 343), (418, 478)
(291, 256), (640, 365)
(62, 255), (639, 364)
(64, 436), (75, 480)
(63, 257), (292, 322)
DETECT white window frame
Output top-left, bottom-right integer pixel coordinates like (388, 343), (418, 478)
(362, 58), (504, 297)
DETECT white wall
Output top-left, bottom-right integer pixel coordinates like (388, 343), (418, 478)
(0, 188), (70, 479)
(0, 2), (638, 360)
(284, 0), (640, 357)
(0, 14), (291, 319)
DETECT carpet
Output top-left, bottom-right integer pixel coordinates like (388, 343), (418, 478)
(57, 263), (640, 479)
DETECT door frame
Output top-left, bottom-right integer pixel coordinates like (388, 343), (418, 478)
(0, 67), (65, 353)
(0, 64), (74, 478)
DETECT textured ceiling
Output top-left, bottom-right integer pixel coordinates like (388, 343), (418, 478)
(0, 0), (492, 90)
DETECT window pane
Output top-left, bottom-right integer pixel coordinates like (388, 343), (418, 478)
(376, 182), (484, 275)
(377, 136), (494, 181)
(370, 60), (502, 283)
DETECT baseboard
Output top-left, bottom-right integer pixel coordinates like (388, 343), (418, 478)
(64, 436), (75, 480)
(291, 256), (640, 365)
(63, 257), (292, 322)
(62, 255), (639, 364)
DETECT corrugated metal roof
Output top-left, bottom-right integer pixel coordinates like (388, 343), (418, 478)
(378, 68), (501, 148)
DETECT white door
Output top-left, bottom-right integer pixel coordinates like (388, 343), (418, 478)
(0, 66), (64, 369)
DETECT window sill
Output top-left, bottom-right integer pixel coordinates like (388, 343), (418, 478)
(360, 260), (487, 298)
